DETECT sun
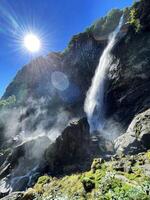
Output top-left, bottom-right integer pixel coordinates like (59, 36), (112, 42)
(24, 33), (41, 52)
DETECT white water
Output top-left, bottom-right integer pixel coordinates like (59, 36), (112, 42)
(84, 16), (124, 133)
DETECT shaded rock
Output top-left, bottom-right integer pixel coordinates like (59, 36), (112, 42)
(45, 118), (93, 174)
(90, 134), (115, 157)
(0, 191), (9, 199)
(105, 0), (150, 129)
(115, 108), (150, 154)
(81, 177), (95, 193)
(1, 192), (23, 200)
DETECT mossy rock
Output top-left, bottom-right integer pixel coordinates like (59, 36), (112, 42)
(23, 188), (36, 200)
(91, 158), (104, 172)
(34, 176), (51, 194)
(81, 176), (95, 192)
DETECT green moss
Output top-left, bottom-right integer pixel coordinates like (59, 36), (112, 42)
(124, 165), (144, 182)
(91, 158), (104, 172)
(36, 176), (51, 185)
(30, 151), (150, 199)
(23, 188), (36, 200)
(145, 151), (150, 161)
(34, 176), (51, 194)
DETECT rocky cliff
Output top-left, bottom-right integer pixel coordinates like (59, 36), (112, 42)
(106, 0), (150, 128)
(1, 0), (150, 199)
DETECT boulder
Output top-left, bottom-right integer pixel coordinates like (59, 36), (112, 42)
(115, 108), (150, 154)
(45, 118), (93, 174)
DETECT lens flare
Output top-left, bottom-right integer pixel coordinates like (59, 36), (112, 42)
(24, 34), (41, 52)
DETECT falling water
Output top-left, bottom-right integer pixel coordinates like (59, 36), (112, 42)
(84, 16), (124, 133)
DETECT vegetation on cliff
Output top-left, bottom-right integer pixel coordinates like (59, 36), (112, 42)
(21, 151), (150, 200)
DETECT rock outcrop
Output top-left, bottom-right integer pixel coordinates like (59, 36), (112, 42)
(115, 108), (150, 154)
(45, 118), (92, 174)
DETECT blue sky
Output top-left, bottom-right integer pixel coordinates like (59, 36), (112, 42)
(0, 0), (133, 97)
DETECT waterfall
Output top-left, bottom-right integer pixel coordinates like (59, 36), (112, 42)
(84, 16), (124, 133)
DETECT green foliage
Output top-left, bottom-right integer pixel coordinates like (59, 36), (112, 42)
(34, 176), (51, 194)
(37, 176), (51, 185)
(146, 151), (150, 161)
(23, 188), (37, 200)
(0, 95), (16, 108)
(128, 8), (141, 32)
(112, 186), (150, 200)
(28, 151), (150, 200)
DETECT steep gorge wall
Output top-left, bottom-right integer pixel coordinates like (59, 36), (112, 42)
(106, 0), (150, 128)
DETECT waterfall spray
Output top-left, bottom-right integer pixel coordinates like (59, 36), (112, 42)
(84, 16), (124, 133)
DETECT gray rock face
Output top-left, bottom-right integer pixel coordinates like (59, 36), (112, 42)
(115, 108), (150, 154)
(45, 118), (92, 174)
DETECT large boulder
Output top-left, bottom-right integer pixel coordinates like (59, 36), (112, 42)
(115, 108), (150, 154)
(45, 118), (94, 174)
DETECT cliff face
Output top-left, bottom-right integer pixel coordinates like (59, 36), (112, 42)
(0, 9), (124, 148)
(2, 1), (150, 198)
(106, 0), (150, 128)
(0, 9), (125, 197)
(2, 9), (123, 114)
(3, 33), (104, 111)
